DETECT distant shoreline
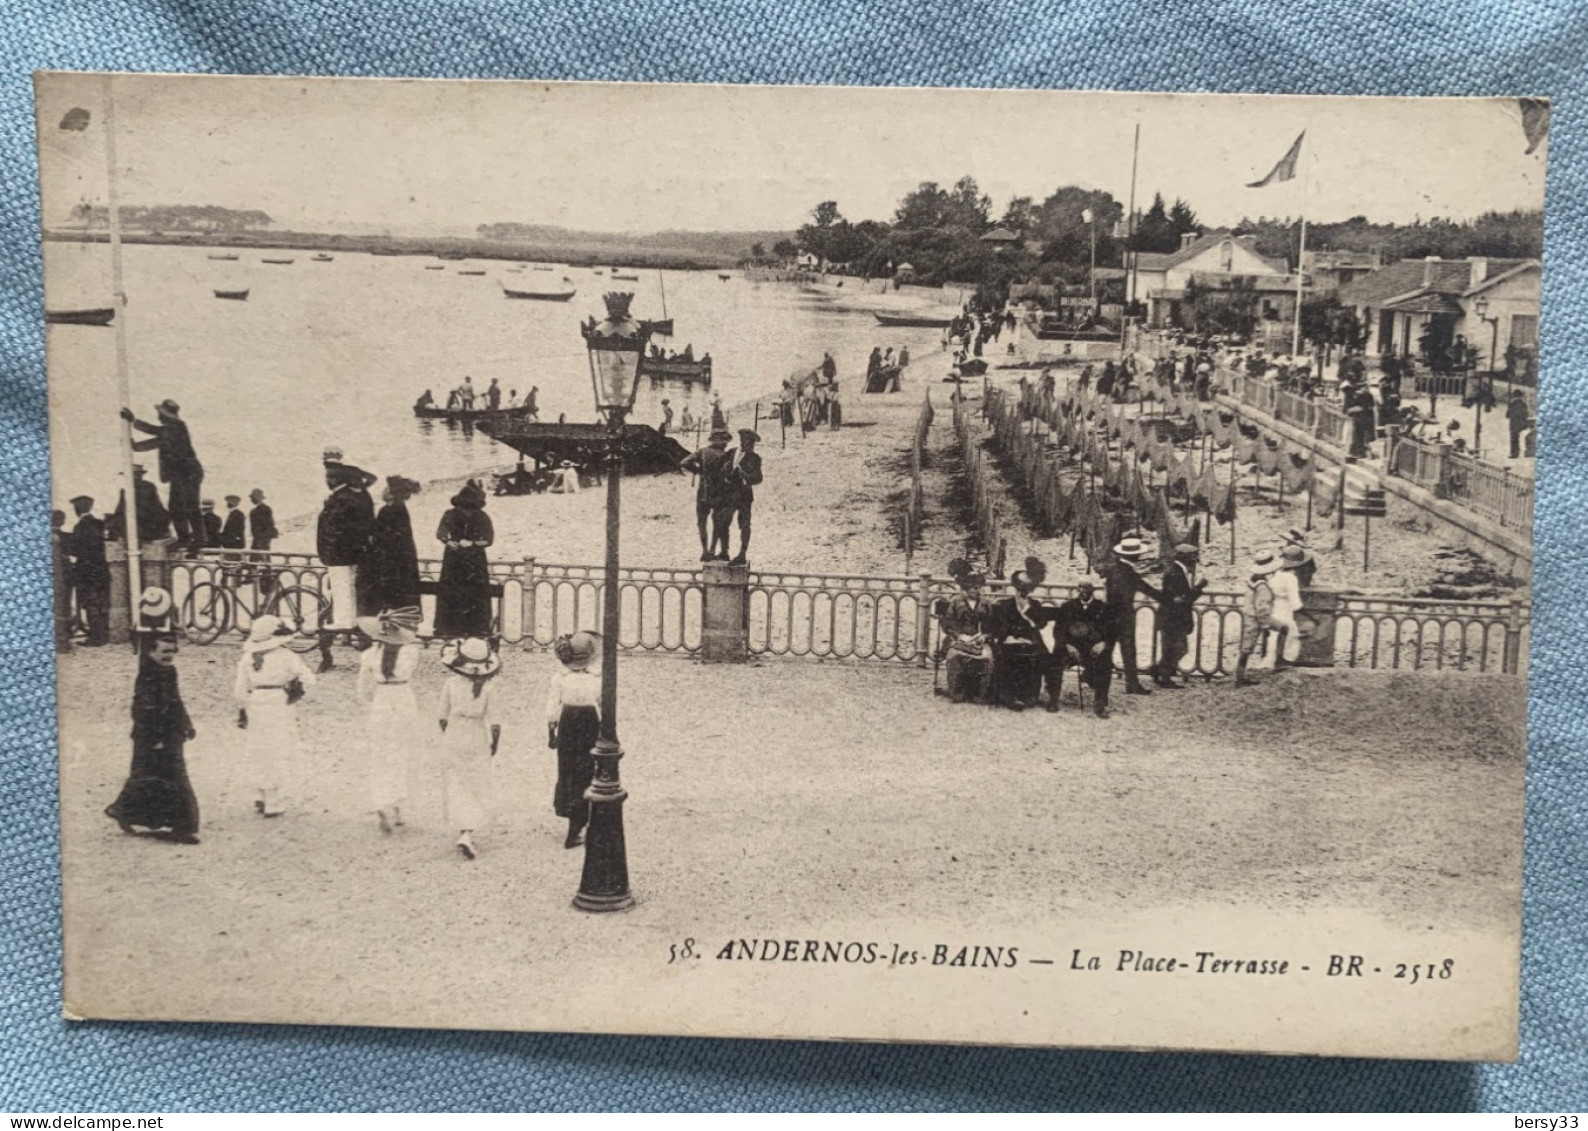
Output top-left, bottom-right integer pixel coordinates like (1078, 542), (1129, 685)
(43, 229), (742, 272)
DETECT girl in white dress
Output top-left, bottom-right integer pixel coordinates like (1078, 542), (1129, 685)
(356, 607), (422, 834)
(232, 615), (315, 818)
(1267, 548), (1305, 669)
(437, 638), (502, 860)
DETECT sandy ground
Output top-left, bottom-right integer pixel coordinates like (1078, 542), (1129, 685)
(58, 645), (1523, 1046)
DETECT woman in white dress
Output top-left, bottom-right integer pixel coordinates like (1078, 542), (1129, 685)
(356, 606), (423, 834)
(232, 615), (315, 818)
(1267, 545), (1306, 669)
(437, 638), (502, 860)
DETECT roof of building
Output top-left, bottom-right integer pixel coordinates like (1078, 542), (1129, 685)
(1338, 257), (1533, 307)
(1382, 291), (1466, 316)
(1463, 259), (1541, 297)
(1133, 229), (1289, 275)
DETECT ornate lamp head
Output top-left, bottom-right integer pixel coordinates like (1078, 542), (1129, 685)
(582, 291), (651, 417)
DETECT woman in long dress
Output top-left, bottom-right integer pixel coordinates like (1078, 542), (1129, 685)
(105, 631), (201, 843)
(232, 615), (315, 818)
(356, 475), (422, 619)
(546, 631), (601, 849)
(356, 607), (423, 833)
(433, 480), (494, 639)
(1267, 546), (1306, 670)
(437, 638), (502, 860)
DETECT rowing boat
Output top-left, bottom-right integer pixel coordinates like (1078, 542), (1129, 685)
(45, 307), (115, 326)
(214, 289), (250, 301)
(261, 257), (295, 265)
(457, 269), (486, 276)
(503, 285), (576, 301)
(413, 402), (540, 422)
(873, 312), (953, 329)
(639, 355), (711, 383)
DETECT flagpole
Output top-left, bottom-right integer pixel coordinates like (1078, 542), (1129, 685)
(1291, 131), (1310, 358)
(104, 74), (143, 641)
(1126, 122), (1141, 312)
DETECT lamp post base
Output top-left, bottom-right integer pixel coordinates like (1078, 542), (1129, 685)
(573, 738), (634, 913)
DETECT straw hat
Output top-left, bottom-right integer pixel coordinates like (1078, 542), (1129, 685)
(1173, 542), (1200, 559)
(1251, 550), (1282, 575)
(553, 631), (600, 671)
(443, 637), (501, 678)
(243, 615), (289, 653)
(357, 607), (421, 645)
(1113, 536), (1149, 560)
(1280, 543), (1313, 568)
(138, 586), (173, 624)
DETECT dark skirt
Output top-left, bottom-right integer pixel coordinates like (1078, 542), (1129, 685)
(553, 705), (600, 822)
(433, 546), (493, 637)
(105, 742), (200, 836)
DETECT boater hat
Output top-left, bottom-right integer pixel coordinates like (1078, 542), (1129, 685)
(1174, 542), (1200, 558)
(357, 606), (421, 646)
(243, 614), (290, 653)
(1251, 549), (1282, 575)
(1113, 536), (1148, 559)
(137, 586), (174, 632)
(443, 637), (501, 678)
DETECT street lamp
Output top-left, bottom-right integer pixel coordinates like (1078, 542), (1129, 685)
(574, 291), (652, 913)
(1473, 295), (1502, 385)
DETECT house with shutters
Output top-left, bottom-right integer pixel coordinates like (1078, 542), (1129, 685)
(1337, 256), (1540, 379)
(1132, 229), (1298, 333)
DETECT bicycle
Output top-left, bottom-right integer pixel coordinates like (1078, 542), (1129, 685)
(179, 559), (329, 651)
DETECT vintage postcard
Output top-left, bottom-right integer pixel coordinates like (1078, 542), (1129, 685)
(38, 75), (1541, 1059)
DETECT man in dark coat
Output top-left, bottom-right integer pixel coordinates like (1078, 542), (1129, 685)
(1054, 576), (1116, 717)
(679, 430), (732, 561)
(68, 494), (111, 647)
(1506, 389), (1531, 459)
(1153, 543), (1206, 689)
(316, 459), (376, 670)
(984, 558), (1058, 711)
(51, 509), (72, 653)
(219, 495), (247, 551)
(199, 500), (223, 549)
(122, 400), (204, 552)
(717, 429), (764, 566)
(107, 465), (173, 545)
(1103, 536), (1163, 696)
(248, 488), (278, 552)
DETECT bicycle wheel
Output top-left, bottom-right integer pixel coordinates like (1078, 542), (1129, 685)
(269, 586), (331, 652)
(180, 582), (231, 645)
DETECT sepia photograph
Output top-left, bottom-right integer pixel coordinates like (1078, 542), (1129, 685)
(37, 74), (1542, 1060)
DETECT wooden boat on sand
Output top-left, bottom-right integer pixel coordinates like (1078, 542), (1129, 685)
(480, 420), (689, 475)
(457, 269), (486, 276)
(207, 253), (239, 261)
(261, 257), (295, 265)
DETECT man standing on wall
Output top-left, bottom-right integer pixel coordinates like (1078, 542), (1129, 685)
(121, 400), (204, 554)
(718, 429), (764, 566)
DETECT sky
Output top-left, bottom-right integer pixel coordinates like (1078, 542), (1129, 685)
(34, 74), (1549, 236)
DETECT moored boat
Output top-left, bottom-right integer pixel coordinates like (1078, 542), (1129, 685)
(311, 253), (334, 262)
(639, 354), (711, 383)
(261, 257), (295, 265)
(718, 272), (732, 280)
(45, 307), (115, 326)
(424, 264), (446, 270)
(413, 402), (540, 422)
(207, 253), (240, 261)
(458, 269), (487, 276)
(873, 311), (953, 329)
(612, 271), (640, 281)
(503, 285), (577, 301)
(214, 289), (250, 301)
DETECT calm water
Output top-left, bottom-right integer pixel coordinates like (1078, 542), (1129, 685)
(44, 243), (946, 526)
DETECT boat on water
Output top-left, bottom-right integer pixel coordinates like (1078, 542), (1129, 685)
(214, 289), (250, 301)
(503, 284), (576, 301)
(479, 420), (688, 476)
(874, 311), (953, 329)
(261, 257), (295, 265)
(424, 264), (446, 270)
(413, 402), (540, 423)
(207, 253), (240, 261)
(533, 265), (554, 272)
(639, 353), (711, 384)
(718, 272), (732, 280)
(612, 272), (640, 281)
(45, 307), (115, 326)
(311, 253), (334, 262)
(457, 269), (487, 276)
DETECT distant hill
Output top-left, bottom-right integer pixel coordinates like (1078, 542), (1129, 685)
(477, 223), (795, 263)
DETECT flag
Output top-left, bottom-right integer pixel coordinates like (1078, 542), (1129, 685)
(1247, 131), (1305, 188)
(1520, 98), (1550, 155)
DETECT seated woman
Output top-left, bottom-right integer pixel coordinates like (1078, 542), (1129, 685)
(936, 560), (992, 704)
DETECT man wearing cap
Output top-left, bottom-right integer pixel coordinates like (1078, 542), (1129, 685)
(679, 430), (732, 562)
(199, 500), (223, 549)
(1103, 536), (1164, 696)
(219, 496), (247, 551)
(718, 429), (764, 566)
(107, 464), (173, 546)
(316, 458), (377, 671)
(1054, 577), (1115, 718)
(68, 495), (110, 647)
(120, 400), (204, 553)
(1153, 543), (1207, 689)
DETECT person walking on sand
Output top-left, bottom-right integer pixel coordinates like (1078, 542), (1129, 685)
(233, 615), (315, 819)
(316, 455), (376, 671)
(356, 607), (423, 834)
(357, 476), (422, 619)
(710, 396), (727, 432)
(680, 429), (732, 561)
(433, 481), (495, 639)
(105, 627), (200, 844)
(1235, 551), (1282, 687)
(437, 638), (502, 860)
(121, 400), (204, 554)
(546, 631), (601, 849)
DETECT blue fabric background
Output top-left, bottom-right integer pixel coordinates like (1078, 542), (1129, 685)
(2, 0), (1584, 1112)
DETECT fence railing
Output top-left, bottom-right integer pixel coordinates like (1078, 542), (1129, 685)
(1387, 435), (1535, 530)
(159, 542), (1529, 677)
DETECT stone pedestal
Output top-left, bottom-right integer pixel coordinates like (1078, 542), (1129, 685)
(1293, 588), (1341, 668)
(106, 538), (176, 643)
(701, 561), (749, 663)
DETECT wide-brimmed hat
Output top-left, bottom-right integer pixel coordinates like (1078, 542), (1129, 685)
(1113, 536), (1149, 560)
(1285, 527), (1308, 546)
(1251, 550), (1282, 575)
(1280, 544), (1313, 568)
(224, 494), (241, 504)
(553, 630), (600, 671)
(451, 480), (487, 508)
(385, 475), (421, 502)
(443, 637), (501, 678)
(357, 607), (421, 645)
(708, 430), (732, 444)
(138, 586), (173, 624)
(243, 615), (290, 653)
(1173, 542), (1200, 558)
(156, 398), (181, 416)
(201, 499), (215, 509)
(738, 429), (761, 443)
(559, 460), (574, 468)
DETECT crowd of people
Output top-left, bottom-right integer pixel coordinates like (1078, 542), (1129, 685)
(863, 345), (910, 393)
(933, 527), (1318, 717)
(414, 380), (541, 416)
(100, 589), (608, 860)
